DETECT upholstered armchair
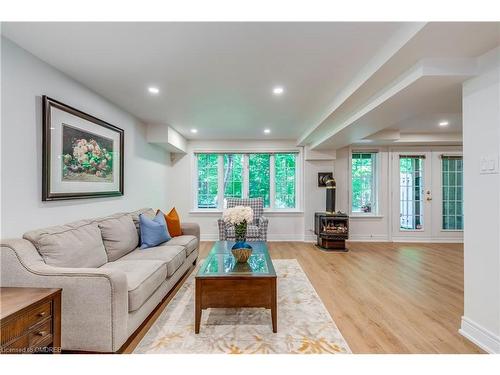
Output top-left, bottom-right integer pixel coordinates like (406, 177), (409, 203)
(218, 197), (269, 241)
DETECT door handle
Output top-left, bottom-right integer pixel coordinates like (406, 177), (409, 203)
(425, 190), (432, 201)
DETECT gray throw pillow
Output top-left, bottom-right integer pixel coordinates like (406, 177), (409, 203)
(35, 223), (108, 268)
(99, 215), (139, 262)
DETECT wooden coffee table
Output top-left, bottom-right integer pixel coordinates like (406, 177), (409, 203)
(195, 241), (277, 333)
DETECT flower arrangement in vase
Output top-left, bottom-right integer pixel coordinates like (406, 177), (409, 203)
(222, 205), (254, 262)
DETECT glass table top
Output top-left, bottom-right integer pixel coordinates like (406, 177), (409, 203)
(197, 241), (276, 277)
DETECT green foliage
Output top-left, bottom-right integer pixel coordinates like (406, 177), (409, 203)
(63, 139), (113, 179)
(249, 154), (270, 207)
(351, 153), (374, 212)
(274, 153), (296, 208)
(197, 153), (218, 208)
(197, 152), (297, 210)
(224, 154), (243, 198)
(234, 222), (247, 241)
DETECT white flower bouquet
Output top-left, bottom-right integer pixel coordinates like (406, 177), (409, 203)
(223, 206), (253, 242)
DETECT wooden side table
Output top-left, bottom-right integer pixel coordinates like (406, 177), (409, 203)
(0, 287), (62, 354)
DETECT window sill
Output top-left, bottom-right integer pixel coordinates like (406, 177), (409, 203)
(349, 214), (384, 219)
(189, 209), (304, 216)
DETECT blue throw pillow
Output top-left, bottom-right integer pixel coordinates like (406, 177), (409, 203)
(139, 212), (171, 249)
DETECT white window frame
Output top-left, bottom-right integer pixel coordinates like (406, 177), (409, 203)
(192, 149), (303, 213)
(349, 148), (380, 216)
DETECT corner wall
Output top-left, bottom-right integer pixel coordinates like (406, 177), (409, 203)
(460, 57), (500, 353)
(1, 38), (170, 238)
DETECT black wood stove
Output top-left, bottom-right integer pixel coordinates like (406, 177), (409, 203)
(314, 177), (349, 251)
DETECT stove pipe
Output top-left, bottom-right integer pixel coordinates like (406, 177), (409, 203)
(325, 178), (336, 214)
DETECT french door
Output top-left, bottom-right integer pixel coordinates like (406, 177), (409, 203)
(391, 149), (464, 241)
(392, 151), (433, 240)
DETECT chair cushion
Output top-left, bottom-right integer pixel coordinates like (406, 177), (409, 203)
(98, 215), (139, 261)
(226, 224), (261, 239)
(100, 260), (167, 312)
(226, 197), (263, 224)
(139, 212), (171, 249)
(166, 235), (198, 255)
(23, 222), (107, 268)
(120, 244), (186, 277)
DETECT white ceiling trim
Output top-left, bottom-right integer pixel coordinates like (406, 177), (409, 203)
(310, 57), (478, 150)
(297, 22), (426, 145)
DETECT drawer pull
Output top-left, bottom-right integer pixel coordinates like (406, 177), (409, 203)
(37, 331), (48, 337)
(38, 311), (47, 317)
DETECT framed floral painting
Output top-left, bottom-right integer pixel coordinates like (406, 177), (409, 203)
(42, 96), (124, 200)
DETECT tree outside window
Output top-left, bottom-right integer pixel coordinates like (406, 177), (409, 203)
(351, 152), (376, 213)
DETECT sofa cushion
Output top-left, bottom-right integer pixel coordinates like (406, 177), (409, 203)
(100, 260), (167, 312)
(23, 222), (107, 268)
(120, 245), (186, 277)
(129, 208), (155, 237)
(98, 215), (139, 262)
(166, 235), (198, 256)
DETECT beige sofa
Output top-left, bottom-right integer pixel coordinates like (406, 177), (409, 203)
(0, 208), (199, 352)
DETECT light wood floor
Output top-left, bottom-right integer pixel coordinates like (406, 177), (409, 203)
(123, 241), (482, 354)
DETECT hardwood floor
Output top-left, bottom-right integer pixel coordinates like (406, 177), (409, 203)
(123, 241), (482, 354)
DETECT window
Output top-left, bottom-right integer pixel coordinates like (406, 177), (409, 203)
(223, 154), (243, 199)
(442, 156), (463, 230)
(196, 152), (299, 210)
(399, 155), (424, 230)
(197, 153), (219, 208)
(275, 153), (296, 208)
(249, 153), (271, 207)
(351, 152), (377, 213)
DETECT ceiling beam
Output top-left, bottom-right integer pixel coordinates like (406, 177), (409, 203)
(310, 58), (477, 150)
(297, 22), (427, 146)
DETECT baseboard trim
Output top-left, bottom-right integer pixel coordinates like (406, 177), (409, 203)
(348, 235), (389, 242)
(459, 316), (500, 353)
(200, 234), (463, 244)
(200, 234), (305, 242)
(391, 236), (463, 243)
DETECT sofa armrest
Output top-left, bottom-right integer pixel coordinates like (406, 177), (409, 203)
(217, 218), (227, 241)
(181, 222), (200, 243)
(258, 216), (269, 241)
(0, 240), (128, 352)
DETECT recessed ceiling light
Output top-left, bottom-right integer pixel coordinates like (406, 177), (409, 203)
(190, 129), (198, 134)
(148, 86), (160, 95)
(272, 86), (284, 95)
(264, 129), (271, 134)
(439, 121), (449, 126)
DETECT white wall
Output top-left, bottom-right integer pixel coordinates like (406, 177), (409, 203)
(303, 158), (334, 241)
(460, 57), (500, 353)
(1, 38), (170, 238)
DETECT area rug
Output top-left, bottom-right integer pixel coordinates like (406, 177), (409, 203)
(134, 259), (351, 354)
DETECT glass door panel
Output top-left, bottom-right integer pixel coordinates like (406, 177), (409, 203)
(399, 156), (425, 230)
(441, 156), (464, 230)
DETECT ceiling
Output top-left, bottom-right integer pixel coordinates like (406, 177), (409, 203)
(3, 22), (499, 148)
(2, 22), (405, 140)
(300, 22), (500, 148)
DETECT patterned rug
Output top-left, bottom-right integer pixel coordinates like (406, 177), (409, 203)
(134, 259), (351, 354)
